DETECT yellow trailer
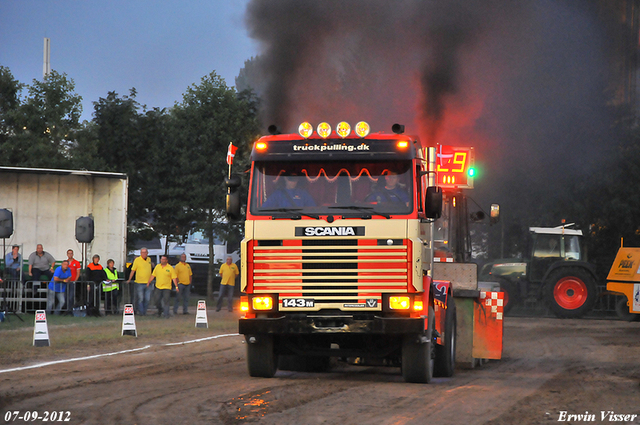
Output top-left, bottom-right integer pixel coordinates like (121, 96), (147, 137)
(606, 247), (640, 320)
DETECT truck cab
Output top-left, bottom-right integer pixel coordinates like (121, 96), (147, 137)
(228, 121), (503, 382)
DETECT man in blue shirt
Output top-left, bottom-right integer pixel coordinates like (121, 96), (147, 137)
(262, 176), (316, 209)
(48, 260), (71, 315)
(366, 173), (411, 206)
(4, 245), (22, 279)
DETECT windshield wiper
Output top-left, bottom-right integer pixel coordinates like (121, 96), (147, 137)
(259, 208), (320, 220)
(328, 206), (390, 219)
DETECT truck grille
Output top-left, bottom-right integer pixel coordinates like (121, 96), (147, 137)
(249, 239), (410, 311)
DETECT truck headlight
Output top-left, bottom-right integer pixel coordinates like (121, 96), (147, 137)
(389, 296), (411, 310)
(252, 296), (274, 311)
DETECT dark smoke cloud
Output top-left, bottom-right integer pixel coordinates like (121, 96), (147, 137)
(414, 1), (496, 142)
(245, 0), (422, 132)
(244, 0), (621, 218)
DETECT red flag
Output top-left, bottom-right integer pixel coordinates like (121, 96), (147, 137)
(226, 143), (238, 165)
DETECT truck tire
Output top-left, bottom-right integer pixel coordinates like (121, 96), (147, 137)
(615, 297), (640, 322)
(545, 267), (596, 318)
(246, 335), (278, 378)
(434, 295), (456, 377)
(402, 307), (435, 383)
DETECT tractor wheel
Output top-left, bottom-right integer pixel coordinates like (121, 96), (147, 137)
(615, 297), (640, 322)
(246, 335), (278, 378)
(434, 295), (456, 377)
(402, 307), (435, 383)
(545, 267), (596, 318)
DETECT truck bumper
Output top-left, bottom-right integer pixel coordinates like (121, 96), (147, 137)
(239, 315), (425, 335)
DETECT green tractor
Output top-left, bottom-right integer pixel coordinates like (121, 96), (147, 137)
(480, 224), (597, 318)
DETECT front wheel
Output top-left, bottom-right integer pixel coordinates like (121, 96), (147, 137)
(246, 335), (279, 378)
(402, 307), (435, 383)
(545, 267), (596, 318)
(434, 295), (456, 377)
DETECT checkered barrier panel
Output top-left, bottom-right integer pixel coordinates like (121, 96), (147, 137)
(480, 291), (504, 321)
(473, 291), (504, 360)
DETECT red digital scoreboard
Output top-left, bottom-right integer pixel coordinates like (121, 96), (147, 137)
(436, 145), (475, 189)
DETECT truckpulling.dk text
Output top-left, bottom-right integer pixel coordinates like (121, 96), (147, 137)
(293, 143), (370, 152)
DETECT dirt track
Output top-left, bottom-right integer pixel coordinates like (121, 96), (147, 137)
(1, 315), (639, 425)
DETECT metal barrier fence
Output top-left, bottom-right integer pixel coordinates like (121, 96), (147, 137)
(0, 278), (23, 315)
(0, 279), (137, 316)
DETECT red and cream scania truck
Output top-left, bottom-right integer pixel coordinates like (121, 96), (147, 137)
(226, 121), (503, 383)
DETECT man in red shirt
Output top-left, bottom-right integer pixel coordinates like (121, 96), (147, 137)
(66, 249), (81, 281)
(66, 249), (81, 312)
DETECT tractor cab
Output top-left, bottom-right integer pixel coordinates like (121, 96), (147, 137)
(528, 226), (585, 282)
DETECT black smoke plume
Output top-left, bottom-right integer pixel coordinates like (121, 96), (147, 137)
(244, 0), (625, 226)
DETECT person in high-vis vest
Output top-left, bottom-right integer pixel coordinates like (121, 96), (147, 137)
(86, 254), (107, 314)
(103, 259), (120, 315)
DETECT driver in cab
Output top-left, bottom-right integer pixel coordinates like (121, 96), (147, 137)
(261, 173), (316, 209)
(366, 172), (410, 206)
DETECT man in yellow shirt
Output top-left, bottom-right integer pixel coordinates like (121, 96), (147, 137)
(127, 248), (153, 315)
(217, 256), (239, 312)
(173, 253), (193, 315)
(149, 255), (178, 318)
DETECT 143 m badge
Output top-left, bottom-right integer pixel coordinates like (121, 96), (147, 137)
(282, 298), (315, 308)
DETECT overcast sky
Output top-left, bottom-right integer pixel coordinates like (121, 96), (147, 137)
(0, 0), (257, 121)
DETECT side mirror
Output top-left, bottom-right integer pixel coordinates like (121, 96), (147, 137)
(225, 175), (241, 189)
(225, 175), (242, 221)
(226, 192), (241, 221)
(490, 203), (500, 224)
(424, 186), (442, 219)
(470, 211), (486, 222)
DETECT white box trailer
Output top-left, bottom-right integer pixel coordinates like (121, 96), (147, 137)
(0, 166), (128, 270)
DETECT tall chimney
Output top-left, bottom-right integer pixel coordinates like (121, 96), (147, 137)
(43, 37), (51, 78)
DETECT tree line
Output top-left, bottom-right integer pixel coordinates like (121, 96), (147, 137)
(0, 66), (259, 296)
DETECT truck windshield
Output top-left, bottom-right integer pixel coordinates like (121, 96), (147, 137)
(250, 161), (413, 216)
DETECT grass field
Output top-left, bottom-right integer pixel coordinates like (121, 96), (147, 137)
(0, 305), (240, 367)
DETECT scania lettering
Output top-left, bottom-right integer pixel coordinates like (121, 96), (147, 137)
(226, 121), (503, 383)
(300, 227), (360, 236)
